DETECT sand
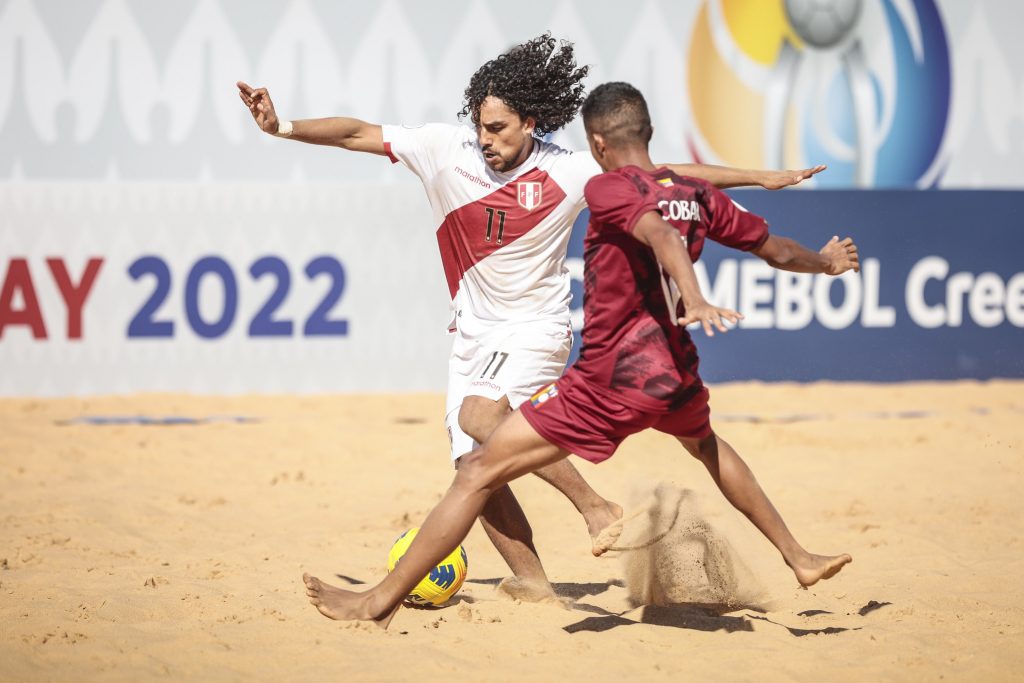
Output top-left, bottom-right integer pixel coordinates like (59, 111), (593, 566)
(1, 381), (1022, 682)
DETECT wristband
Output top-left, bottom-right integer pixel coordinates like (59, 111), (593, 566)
(274, 120), (293, 137)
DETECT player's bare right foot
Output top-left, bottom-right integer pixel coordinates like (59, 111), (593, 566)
(587, 501), (624, 556)
(302, 573), (399, 629)
(789, 553), (853, 588)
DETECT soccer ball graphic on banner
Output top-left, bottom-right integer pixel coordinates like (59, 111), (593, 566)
(784, 0), (863, 49)
(387, 527), (468, 606)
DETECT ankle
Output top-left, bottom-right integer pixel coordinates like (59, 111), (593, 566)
(579, 497), (612, 515)
(784, 548), (813, 570)
(364, 590), (393, 620)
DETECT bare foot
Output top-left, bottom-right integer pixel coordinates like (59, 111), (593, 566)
(593, 492), (685, 555)
(587, 501), (624, 557)
(495, 576), (566, 605)
(591, 517), (624, 557)
(302, 573), (400, 629)
(790, 553), (853, 588)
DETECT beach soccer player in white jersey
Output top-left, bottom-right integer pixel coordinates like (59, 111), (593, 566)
(237, 33), (824, 602)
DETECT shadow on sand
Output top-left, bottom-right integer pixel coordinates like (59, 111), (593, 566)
(336, 572), (885, 636)
(563, 603), (755, 635)
(466, 576), (625, 600)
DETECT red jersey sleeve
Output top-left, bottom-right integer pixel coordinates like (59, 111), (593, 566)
(584, 172), (659, 235)
(704, 184), (770, 252)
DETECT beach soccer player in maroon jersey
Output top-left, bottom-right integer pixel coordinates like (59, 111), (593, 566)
(242, 34), (827, 605)
(302, 81), (857, 626)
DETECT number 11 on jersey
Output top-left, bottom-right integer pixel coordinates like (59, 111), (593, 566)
(484, 207), (507, 244)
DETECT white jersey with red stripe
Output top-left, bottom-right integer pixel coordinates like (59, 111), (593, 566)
(382, 123), (600, 340)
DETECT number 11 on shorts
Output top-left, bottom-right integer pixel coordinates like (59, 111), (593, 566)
(480, 352), (509, 380)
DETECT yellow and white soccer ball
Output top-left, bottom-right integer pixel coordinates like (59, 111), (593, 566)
(387, 527), (468, 606)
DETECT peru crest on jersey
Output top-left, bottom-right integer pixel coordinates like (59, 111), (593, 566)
(517, 181), (543, 211)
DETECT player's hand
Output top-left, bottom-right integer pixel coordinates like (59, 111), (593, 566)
(760, 164), (827, 190)
(678, 302), (743, 337)
(237, 81), (281, 135)
(820, 235), (860, 275)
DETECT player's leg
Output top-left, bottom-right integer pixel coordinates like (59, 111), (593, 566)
(463, 324), (622, 551)
(445, 336), (552, 597)
(304, 410), (568, 624)
(651, 387), (851, 587)
(461, 393), (622, 558)
(456, 394), (555, 600)
(676, 431), (852, 587)
(474, 484), (556, 600)
(530, 457), (623, 555)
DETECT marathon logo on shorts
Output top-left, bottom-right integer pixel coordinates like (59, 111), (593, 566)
(517, 182), (542, 211)
(530, 383), (558, 408)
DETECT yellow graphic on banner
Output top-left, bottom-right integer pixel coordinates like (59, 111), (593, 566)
(720, 0), (802, 64)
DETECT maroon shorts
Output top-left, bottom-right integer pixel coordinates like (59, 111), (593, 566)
(520, 369), (712, 464)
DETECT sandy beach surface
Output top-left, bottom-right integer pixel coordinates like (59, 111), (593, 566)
(1, 381), (1022, 682)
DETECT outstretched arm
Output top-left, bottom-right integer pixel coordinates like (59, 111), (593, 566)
(656, 163), (826, 190)
(237, 81), (387, 156)
(752, 234), (860, 275)
(633, 212), (742, 336)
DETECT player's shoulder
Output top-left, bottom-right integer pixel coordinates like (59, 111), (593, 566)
(586, 166), (649, 194)
(584, 167), (650, 210)
(585, 166), (623, 187)
(392, 122), (475, 145)
(536, 138), (596, 170)
(534, 135), (574, 158)
(397, 121), (464, 133)
(660, 169), (716, 198)
(537, 141), (602, 198)
(431, 123), (483, 163)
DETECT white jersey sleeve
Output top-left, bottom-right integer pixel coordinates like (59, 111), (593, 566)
(549, 149), (602, 213)
(381, 123), (464, 183)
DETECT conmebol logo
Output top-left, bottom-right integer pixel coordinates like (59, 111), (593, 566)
(685, 0), (951, 188)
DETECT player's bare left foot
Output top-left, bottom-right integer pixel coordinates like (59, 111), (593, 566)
(495, 576), (567, 605)
(789, 553), (853, 588)
(302, 573), (399, 629)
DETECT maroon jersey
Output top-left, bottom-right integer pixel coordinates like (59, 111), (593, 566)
(576, 165), (769, 412)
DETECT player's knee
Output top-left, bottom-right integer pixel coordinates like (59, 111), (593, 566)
(458, 400), (503, 443)
(453, 446), (502, 497)
(681, 433), (718, 460)
(456, 407), (483, 442)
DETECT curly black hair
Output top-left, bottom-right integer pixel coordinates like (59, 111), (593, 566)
(459, 33), (589, 137)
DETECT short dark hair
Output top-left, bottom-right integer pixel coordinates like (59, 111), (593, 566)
(459, 33), (589, 137)
(581, 82), (653, 146)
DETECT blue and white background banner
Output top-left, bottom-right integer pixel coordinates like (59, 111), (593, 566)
(0, 184), (450, 395)
(1, 0), (1022, 395)
(686, 190), (1023, 382)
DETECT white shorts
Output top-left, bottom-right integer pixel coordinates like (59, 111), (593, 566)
(444, 319), (572, 460)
